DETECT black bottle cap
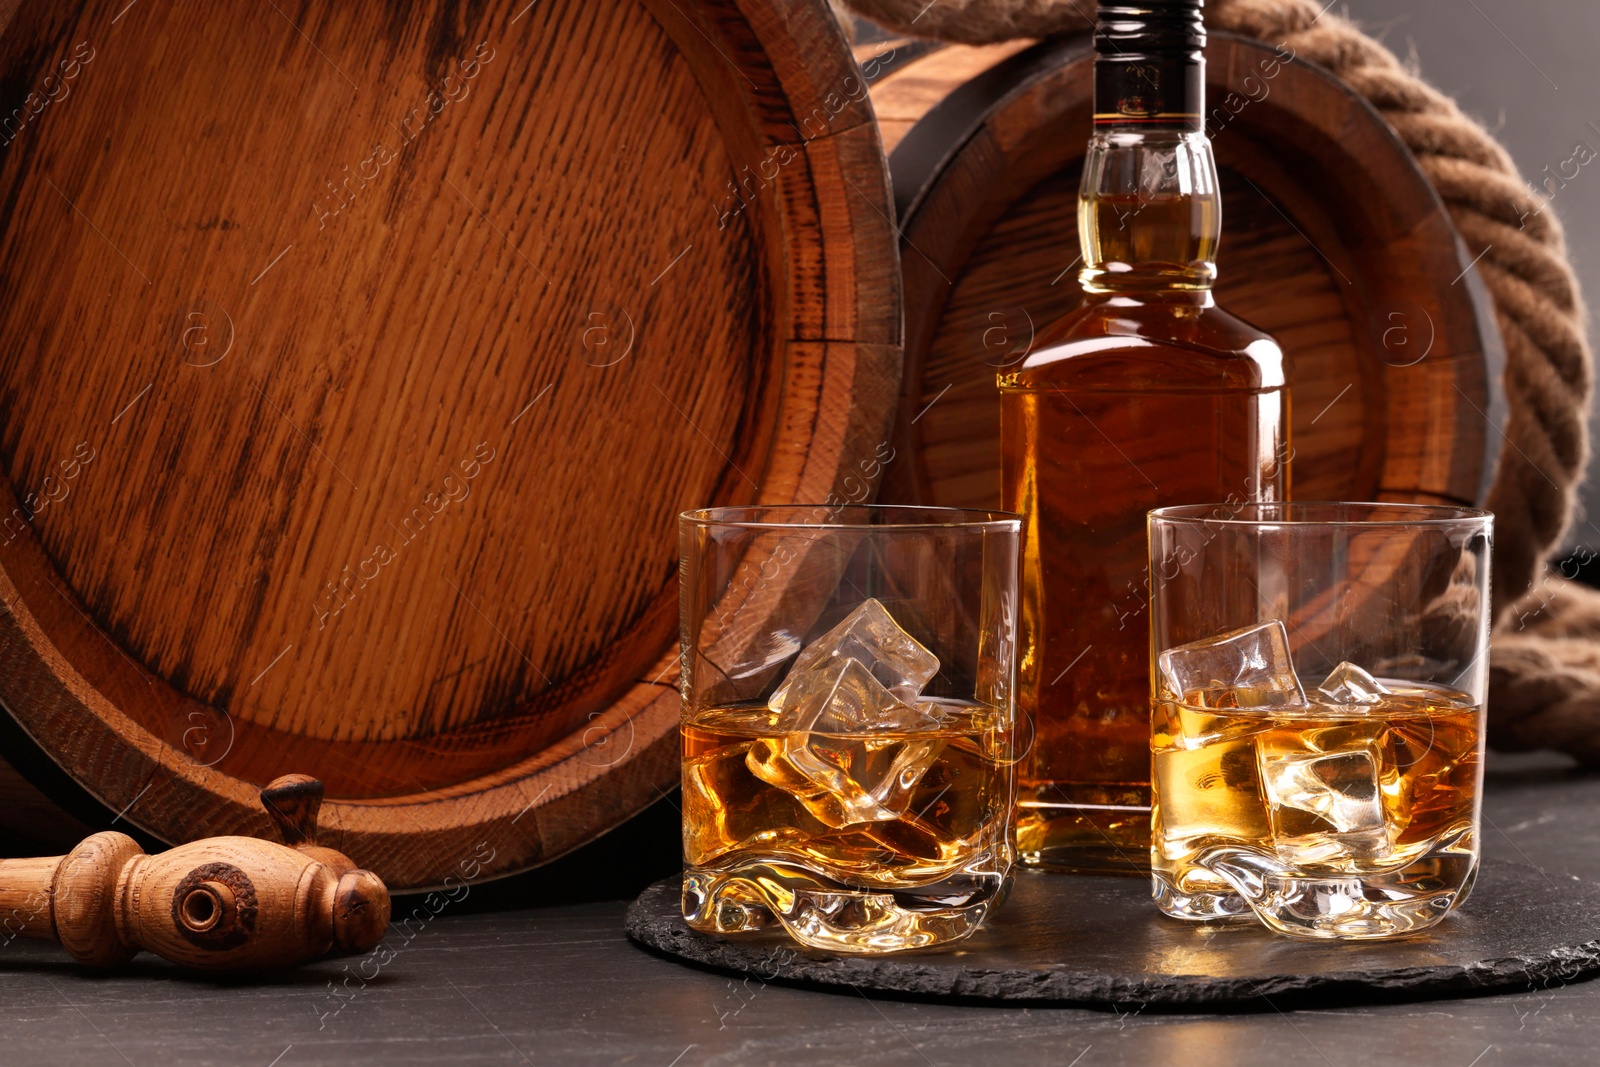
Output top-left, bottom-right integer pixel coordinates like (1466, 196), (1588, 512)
(1095, 1), (1205, 57)
(1093, 1), (1206, 130)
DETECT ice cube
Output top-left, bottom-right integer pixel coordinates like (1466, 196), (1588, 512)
(747, 730), (942, 828)
(753, 599), (947, 830)
(1153, 696), (1276, 751)
(1153, 738), (1272, 855)
(1315, 661), (1392, 707)
(1258, 741), (1391, 866)
(1157, 621), (1309, 709)
(770, 598), (939, 709)
(749, 658), (945, 827)
(770, 657), (945, 733)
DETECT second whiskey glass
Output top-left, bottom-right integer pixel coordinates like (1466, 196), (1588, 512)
(1149, 502), (1491, 939)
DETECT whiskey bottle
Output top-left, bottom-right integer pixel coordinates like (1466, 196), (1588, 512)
(998, 0), (1289, 872)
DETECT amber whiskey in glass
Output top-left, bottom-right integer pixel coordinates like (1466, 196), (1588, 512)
(998, 0), (1289, 872)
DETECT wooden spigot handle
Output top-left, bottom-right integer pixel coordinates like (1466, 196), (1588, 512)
(259, 773), (359, 875)
(260, 773), (324, 847)
(0, 777), (391, 972)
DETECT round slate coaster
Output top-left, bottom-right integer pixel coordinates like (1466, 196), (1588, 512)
(625, 860), (1600, 1009)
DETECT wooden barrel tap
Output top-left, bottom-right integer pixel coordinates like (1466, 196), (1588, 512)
(0, 775), (390, 972)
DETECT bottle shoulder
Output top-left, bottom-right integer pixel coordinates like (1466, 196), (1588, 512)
(1000, 296), (1285, 391)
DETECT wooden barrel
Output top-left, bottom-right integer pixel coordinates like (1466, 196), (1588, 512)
(863, 33), (1500, 510)
(0, 0), (901, 889)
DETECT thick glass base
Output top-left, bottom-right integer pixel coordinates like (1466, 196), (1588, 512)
(682, 860), (1005, 953)
(1155, 832), (1478, 939)
(1016, 785), (1150, 874)
(1151, 867), (1255, 923)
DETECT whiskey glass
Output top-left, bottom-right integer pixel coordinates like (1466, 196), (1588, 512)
(1148, 503), (1492, 939)
(678, 505), (1020, 953)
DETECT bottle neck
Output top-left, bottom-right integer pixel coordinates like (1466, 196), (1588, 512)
(1077, 129), (1221, 294)
(1083, 1), (1214, 294)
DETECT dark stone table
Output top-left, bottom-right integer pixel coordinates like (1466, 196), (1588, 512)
(4, 751), (1600, 1066)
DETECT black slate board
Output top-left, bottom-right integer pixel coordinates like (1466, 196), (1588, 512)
(625, 860), (1600, 1009)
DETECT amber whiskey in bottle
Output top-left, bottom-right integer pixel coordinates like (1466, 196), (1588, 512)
(999, 0), (1288, 872)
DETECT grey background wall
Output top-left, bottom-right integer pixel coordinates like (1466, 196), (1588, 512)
(1339, 0), (1600, 555)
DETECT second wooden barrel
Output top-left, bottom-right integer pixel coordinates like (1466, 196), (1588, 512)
(865, 33), (1500, 509)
